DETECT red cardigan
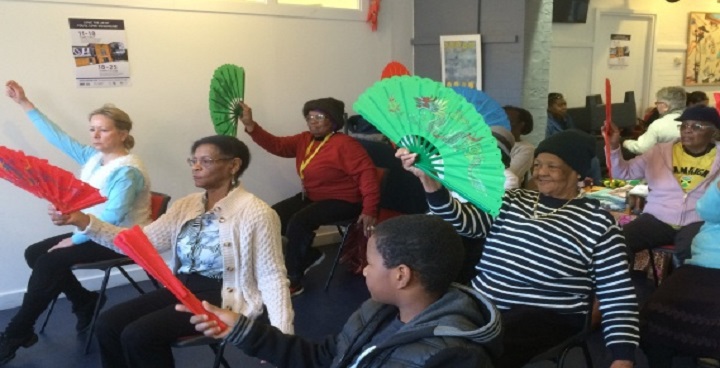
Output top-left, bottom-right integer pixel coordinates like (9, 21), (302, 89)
(247, 124), (380, 216)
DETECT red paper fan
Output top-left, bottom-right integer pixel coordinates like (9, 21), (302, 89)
(381, 61), (411, 79)
(114, 226), (227, 330)
(603, 79), (613, 179)
(0, 146), (106, 213)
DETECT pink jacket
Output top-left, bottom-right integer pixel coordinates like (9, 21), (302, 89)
(610, 141), (720, 226)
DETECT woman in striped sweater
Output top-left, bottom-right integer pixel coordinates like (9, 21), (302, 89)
(397, 130), (639, 368)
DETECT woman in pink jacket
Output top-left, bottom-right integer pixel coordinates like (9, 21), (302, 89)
(609, 106), (720, 264)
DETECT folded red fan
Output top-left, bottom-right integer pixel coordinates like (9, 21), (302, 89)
(0, 146), (106, 213)
(114, 226), (228, 330)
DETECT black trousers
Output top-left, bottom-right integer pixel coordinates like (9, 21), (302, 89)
(623, 213), (703, 264)
(95, 273), (223, 368)
(272, 193), (361, 282)
(496, 306), (585, 368)
(4, 233), (125, 337)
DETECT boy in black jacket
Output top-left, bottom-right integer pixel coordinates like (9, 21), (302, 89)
(179, 214), (502, 368)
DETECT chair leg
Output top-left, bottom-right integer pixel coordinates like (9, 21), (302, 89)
(210, 340), (231, 368)
(557, 346), (571, 368)
(324, 225), (351, 291)
(116, 265), (145, 295)
(581, 342), (593, 368)
(39, 296), (59, 334)
(83, 267), (113, 354)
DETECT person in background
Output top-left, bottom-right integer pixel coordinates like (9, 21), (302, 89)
(609, 105), (720, 265)
(0, 81), (151, 366)
(545, 92), (575, 138)
(50, 135), (293, 368)
(623, 86), (686, 155)
(398, 129), (639, 368)
(491, 126), (519, 190)
(238, 99), (380, 296)
(687, 90), (710, 107)
(504, 105), (535, 185)
(180, 215), (503, 368)
(639, 175), (720, 368)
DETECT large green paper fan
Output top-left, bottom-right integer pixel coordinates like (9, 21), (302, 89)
(353, 75), (505, 216)
(209, 64), (245, 136)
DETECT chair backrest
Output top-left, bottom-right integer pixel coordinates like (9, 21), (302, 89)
(358, 139), (429, 214)
(150, 191), (171, 221)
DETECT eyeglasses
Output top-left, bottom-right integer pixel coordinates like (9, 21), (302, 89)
(654, 101), (667, 106)
(678, 122), (716, 132)
(186, 157), (233, 168)
(305, 113), (327, 123)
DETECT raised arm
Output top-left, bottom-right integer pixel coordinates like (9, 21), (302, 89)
(396, 148), (494, 238)
(6, 80), (95, 164)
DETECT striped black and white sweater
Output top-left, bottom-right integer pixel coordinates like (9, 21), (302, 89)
(426, 188), (639, 361)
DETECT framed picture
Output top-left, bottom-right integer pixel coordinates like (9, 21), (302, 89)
(685, 12), (720, 86)
(440, 34), (482, 89)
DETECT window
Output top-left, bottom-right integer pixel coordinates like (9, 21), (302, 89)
(277, 0), (360, 10)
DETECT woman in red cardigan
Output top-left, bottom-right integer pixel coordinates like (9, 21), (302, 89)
(238, 98), (380, 296)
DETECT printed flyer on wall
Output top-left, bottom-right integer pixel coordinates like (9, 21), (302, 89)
(608, 34), (630, 68)
(68, 18), (130, 88)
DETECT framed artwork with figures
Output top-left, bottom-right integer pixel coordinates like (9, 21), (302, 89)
(440, 34), (482, 90)
(685, 12), (720, 86)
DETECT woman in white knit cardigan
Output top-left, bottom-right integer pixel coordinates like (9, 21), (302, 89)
(51, 135), (293, 368)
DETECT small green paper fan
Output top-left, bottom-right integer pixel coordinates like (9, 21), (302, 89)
(209, 64), (245, 136)
(353, 75), (505, 216)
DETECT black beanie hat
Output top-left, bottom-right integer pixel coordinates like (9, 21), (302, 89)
(534, 129), (596, 176)
(302, 97), (345, 132)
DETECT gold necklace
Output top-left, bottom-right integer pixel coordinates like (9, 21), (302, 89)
(532, 192), (579, 219)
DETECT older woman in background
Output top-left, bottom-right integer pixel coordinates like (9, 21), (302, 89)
(398, 129), (639, 368)
(623, 86), (686, 155)
(50, 135), (292, 368)
(0, 81), (151, 366)
(504, 105), (535, 185)
(238, 99), (380, 296)
(610, 105), (720, 265)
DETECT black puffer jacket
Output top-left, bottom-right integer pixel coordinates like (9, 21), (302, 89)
(227, 283), (502, 368)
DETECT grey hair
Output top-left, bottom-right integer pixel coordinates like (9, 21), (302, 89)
(656, 87), (687, 113)
(88, 104), (135, 149)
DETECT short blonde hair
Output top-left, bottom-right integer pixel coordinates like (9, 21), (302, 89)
(88, 104), (135, 149)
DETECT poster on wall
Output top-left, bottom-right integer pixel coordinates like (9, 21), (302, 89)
(685, 13), (720, 86)
(68, 18), (130, 88)
(440, 34), (482, 90)
(608, 34), (630, 67)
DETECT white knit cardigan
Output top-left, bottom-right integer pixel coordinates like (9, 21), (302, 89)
(81, 185), (294, 334)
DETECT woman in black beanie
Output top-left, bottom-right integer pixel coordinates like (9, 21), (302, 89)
(397, 129), (639, 368)
(237, 99), (380, 296)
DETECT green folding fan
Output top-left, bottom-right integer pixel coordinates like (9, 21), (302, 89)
(209, 64), (245, 136)
(353, 75), (505, 216)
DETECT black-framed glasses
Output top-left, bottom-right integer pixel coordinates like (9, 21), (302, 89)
(305, 113), (327, 123)
(678, 122), (715, 132)
(186, 157), (233, 168)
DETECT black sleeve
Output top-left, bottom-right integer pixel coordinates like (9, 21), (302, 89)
(233, 319), (337, 368)
(423, 346), (495, 368)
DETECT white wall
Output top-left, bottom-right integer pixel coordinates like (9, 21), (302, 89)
(0, 0), (413, 309)
(551, 0), (720, 111)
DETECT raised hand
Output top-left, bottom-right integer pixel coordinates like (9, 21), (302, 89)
(5, 80), (35, 111)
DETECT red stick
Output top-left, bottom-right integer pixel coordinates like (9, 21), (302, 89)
(604, 79), (613, 179)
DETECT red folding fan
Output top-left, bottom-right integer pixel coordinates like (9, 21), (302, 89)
(0, 146), (106, 213)
(603, 79), (613, 178)
(114, 226), (228, 330)
(381, 61), (411, 79)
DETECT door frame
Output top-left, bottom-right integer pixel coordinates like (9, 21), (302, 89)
(592, 10), (656, 112)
